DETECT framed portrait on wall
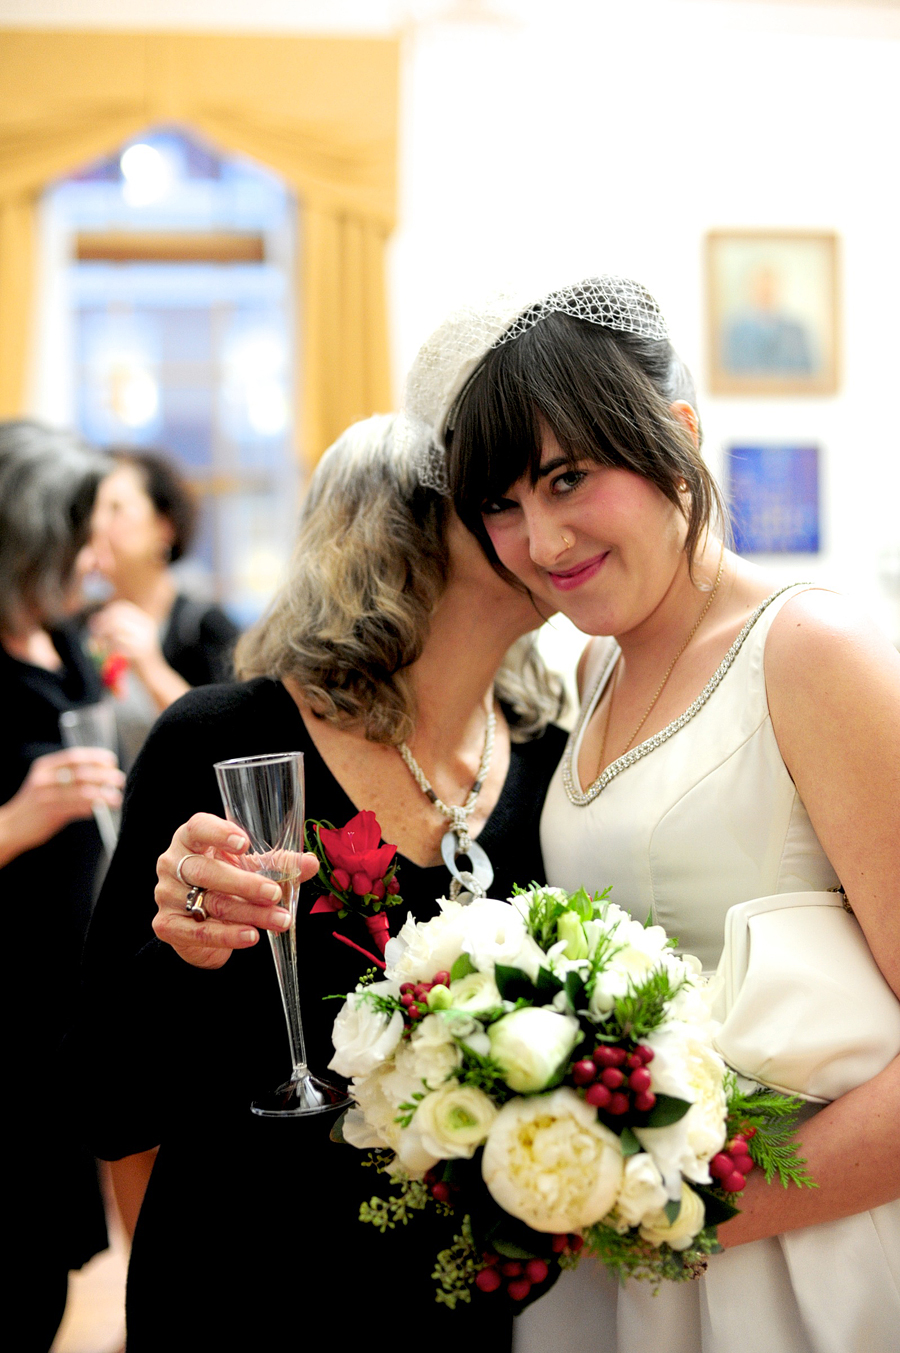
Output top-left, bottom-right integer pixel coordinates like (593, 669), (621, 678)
(726, 444), (821, 554)
(706, 231), (839, 396)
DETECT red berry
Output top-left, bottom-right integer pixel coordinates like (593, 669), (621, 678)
(636, 1045), (654, 1064)
(728, 1135), (748, 1154)
(432, 1182), (451, 1203)
(432, 970), (451, 987)
(732, 1154), (754, 1176)
(507, 1279), (532, 1302)
(475, 1268), (502, 1293)
(585, 1082), (612, 1109)
(629, 1068), (652, 1093)
(400, 994), (415, 1008)
(607, 1092), (630, 1115)
(626, 1053), (643, 1070)
(482, 1251), (500, 1267)
(400, 983), (415, 995)
(609, 1047), (628, 1066)
(743, 1125), (757, 1139)
(568, 1234), (584, 1253)
(633, 1091), (656, 1112)
(601, 1067), (624, 1089)
(710, 1153), (733, 1179)
(593, 1045), (618, 1067)
(500, 1261), (523, 1278)
(724, 1171), (746, 1193)
(572, 1059), (597, 1086)
(551, 1234), (567, 1253)
(525, 1259), (549, 1284)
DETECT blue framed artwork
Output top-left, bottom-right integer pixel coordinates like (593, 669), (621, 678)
(726, 445), (821, 554)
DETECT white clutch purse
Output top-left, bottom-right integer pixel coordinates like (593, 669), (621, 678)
(712, 891), (900, 1103)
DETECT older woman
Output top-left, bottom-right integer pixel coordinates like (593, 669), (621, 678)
(0, 421), (124, 1350)
(72, 415), (565, 1352)
(406, 277), (900, 1353)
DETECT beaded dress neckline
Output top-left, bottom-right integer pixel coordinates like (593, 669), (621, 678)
(562, 583), (807, 808)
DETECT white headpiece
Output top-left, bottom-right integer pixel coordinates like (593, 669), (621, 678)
(400, 275), (669, 494)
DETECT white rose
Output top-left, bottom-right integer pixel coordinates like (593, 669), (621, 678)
(635, 1028), (727, 1193)
(347, 1063), (443, 1180)
(482, 1088), (624, 1232)
(328, 981), (404, 1078)
(612, 1152), (669, 1228)
(488, 1007), (582, 1093)
(461, 898), (547, 981)
(639, 1182), (706, 1251)
(384, 898), (468, 984)
(415, 1083), (498, 1159)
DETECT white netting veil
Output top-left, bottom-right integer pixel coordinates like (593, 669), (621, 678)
(401, 275), (669, 494)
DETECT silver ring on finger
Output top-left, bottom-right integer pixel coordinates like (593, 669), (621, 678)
(185, 885), (209, 922)
(175, 852), (204, 886)
(55, 767), (74, 785)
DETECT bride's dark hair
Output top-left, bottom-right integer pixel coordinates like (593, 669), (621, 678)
(447, 311), (725, 573)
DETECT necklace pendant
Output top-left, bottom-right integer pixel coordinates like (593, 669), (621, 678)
(440, 828), (493, 899)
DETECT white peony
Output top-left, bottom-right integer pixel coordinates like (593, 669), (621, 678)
(384, 898), (468, 984)
(635, 1027), (728, 1194)
(461, 898), (547, 981)
(488, 1007), (582, 1093)
(639, 1182), (706, 1251)
(612, 1152), (669, 1229)
(328, 980), (404, 1078)
(482, 1088), (625, 1232)
(415, 1082), (498, 1159)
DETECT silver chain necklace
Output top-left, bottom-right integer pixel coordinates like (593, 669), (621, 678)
(398, 708), (496, 898)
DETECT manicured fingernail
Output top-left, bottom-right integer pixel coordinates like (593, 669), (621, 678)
(239, 929), (258, 945)
(262, 883), (282, 902)
(227, 834), (246, 851)
(273, 909), (292, 929)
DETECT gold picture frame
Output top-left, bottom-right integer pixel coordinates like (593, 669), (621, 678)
(706, 230), (840, 396)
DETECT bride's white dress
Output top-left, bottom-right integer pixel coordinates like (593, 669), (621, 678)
(518, 584), (900, 1353)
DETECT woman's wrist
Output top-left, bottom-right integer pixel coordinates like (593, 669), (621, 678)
(131, 651), (190, 711)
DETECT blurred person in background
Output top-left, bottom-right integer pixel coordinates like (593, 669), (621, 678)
(0, 421), (124, 1352)
(84, 449), (239, 770)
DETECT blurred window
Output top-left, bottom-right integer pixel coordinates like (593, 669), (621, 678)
(38, 127), (298, 627)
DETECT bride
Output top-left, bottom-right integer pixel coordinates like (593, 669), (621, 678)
(401, 277), (900, 1352)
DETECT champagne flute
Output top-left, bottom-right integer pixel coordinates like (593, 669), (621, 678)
(59, 702), (120, 857)
(214, 751), (350, 1118)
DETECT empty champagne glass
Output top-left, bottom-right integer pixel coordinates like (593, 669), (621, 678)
(214, 751), (350, 1117)
(59, 702), (120, 857)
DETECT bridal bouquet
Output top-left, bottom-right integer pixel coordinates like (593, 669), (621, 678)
(328, 886), (811, 1309)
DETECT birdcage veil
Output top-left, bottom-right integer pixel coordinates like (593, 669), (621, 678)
(400, 275), (669, 494)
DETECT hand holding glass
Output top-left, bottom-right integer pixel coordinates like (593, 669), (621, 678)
(59, 702), (120, 857)
(214, 751), (350, 1117)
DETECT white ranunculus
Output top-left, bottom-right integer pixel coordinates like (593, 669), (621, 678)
(328, 981), (404, 1078)
(384, 898), (468, 984)
(461, 898), (547, 981)
(415, 1082), (498, 1159)
(488, 1007), (582, 1093)
(482, 1088), (624, 1232)
(445, 969), (504, 1014)
(613, 1152), (670, 1228)
(639, 1182), (706, 1251)
(635, 1028), (728, 1193)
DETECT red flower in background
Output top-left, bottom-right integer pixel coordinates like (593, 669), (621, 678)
(317, 810), (397, 897)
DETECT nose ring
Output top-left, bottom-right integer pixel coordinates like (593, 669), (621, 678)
(560, 531), (574, 550)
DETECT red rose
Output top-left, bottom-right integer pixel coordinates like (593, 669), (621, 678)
(317, 811), (396, 888)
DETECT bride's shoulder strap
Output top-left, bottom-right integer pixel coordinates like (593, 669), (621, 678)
(578, 636), (618, 700)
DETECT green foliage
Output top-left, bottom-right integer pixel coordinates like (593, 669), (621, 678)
(583, 1221), (722, 1286)
(604, 967), (687, 1043)
(457, 1044), (514, 1101)
(725, 1077), (817, 1189)
(450, 952), (477, 982)
(394, 1087), (427, 1129)
(645, 1094), (692, 1128)
(432, 1215), (480, 1308)
(359, 1174), (432, 1232)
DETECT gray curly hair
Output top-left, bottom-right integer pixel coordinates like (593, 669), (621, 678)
(235, 414), (563, 745)
(0, 420), (110, 635)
